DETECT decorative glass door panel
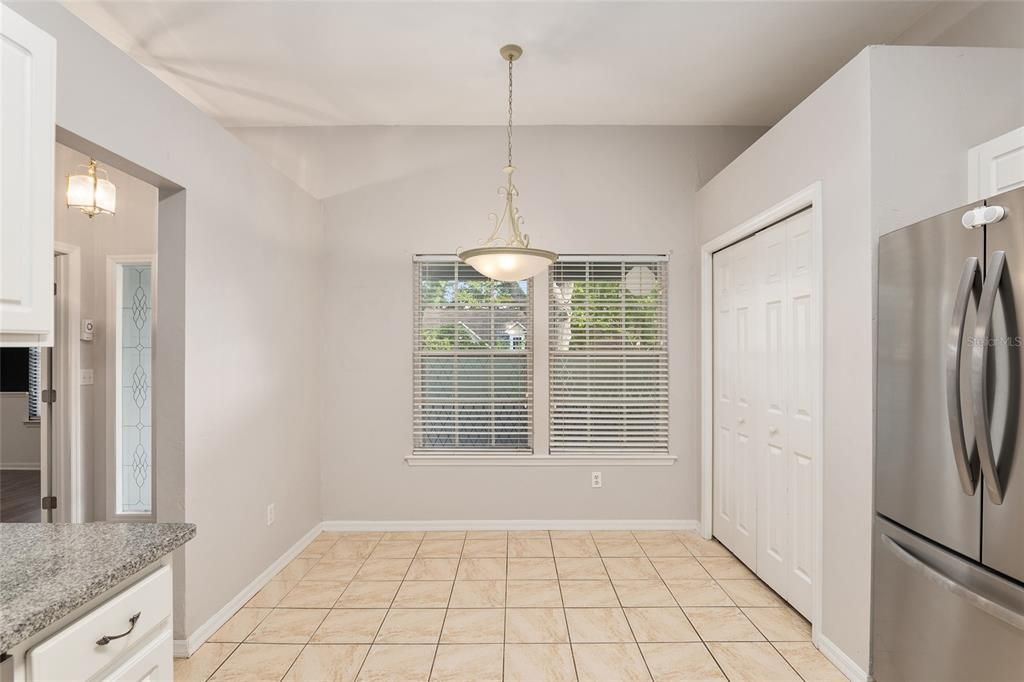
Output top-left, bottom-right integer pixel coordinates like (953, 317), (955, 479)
(117, 263), (152, 514)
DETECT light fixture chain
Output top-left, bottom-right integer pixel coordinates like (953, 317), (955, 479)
(507, 56), (514, 167)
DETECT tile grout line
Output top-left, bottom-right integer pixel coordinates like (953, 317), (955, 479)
(617, 531), (655, 681)
(210, 532), (347, 681)
(337, 532), (391, 682)
(298, 532), (379, 680)
(696, 550), (754, 680)
(697, 533), (815, 681)
(273, 535), (347, 679)
(558, 531), (581, 682)
(632, 530), (695, 682)
(502, 531), (509, 682)
(426, 531), (465, 681)
(663, 531), (730, 681)
(199, 640), (240, 682)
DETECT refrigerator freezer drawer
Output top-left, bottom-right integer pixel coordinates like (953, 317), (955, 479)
(872, 516), (1024, 682)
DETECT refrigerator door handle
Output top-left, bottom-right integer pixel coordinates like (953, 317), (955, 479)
(881, 534), (1024, 632)
(947, 256), (981, 495)
(972, 250), (1008, 505)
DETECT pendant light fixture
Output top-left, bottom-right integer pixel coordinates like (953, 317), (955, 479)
(458, 44), (556, 282)
(66, 159), (117, 218)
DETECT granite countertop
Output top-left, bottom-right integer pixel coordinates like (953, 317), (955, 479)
(0, 522), (195, 652)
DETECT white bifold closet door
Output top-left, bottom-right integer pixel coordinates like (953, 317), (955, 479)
(712, 209), (816, 618)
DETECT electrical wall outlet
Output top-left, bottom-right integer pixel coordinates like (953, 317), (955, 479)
(591, 471), (602, 488)
(80, 369), (94, 385)
(266, 503), (275, 526)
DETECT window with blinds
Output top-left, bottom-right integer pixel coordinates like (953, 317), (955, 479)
(549, 258), (669, 455)
(414, 258), (533, 454)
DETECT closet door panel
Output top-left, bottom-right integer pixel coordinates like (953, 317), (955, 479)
(728, 240), (758, 568)
(756, 224), (790, 593)
(785, 210), (816, 617)
(712, 249), (737, 553)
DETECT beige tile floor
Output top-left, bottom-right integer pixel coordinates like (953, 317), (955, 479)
(174, 530), (848, 682)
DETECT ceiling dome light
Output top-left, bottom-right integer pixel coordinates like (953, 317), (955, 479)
(66, 159), (116, 218)
(458, 44), (556, 282)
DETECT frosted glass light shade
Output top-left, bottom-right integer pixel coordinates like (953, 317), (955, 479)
(66, 162), (116, 217)
(459, 246), (557, 281)
(66, 174), (95, 208)
(95, 178), (117, 214)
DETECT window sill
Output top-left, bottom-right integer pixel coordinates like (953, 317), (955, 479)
(23, 419), (40, 428)
(406, 454), (677, 467)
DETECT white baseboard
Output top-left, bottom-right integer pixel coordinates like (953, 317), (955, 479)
(173, 522), (323, 658)
(815, 633), (870, 682)
(322, 519), (699, 531)
(0, 463), (42, 471)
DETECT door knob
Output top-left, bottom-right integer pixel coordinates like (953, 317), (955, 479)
(768, 426), (779, 435)
(737, 417), (745, 424)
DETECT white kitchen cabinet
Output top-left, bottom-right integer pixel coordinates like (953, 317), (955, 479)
(7, 564), (173, 682)
(0, 5), (56, 344)
(968, 126), (1024, 201)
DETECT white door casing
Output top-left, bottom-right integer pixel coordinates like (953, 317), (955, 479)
(968, 126), (1024, 201)
(0, 5), (56, 343)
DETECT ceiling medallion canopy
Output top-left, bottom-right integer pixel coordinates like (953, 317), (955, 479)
(458, 44), (556, 282)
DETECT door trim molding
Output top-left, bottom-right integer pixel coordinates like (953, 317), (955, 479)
(53, 242), (83, 522)
(699, 181), (824, 643)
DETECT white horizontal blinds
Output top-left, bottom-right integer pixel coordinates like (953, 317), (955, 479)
(414, 258), (533, 455)
(549, 258), (669, 454)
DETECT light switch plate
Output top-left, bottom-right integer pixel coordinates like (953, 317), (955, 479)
(80, 369), (94, 385)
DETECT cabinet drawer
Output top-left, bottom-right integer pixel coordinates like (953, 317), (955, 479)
(100, 629), (172, 682)
(26, 566), (172, 681)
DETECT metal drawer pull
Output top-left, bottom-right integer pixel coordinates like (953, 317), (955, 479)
(96, 612), (141, 646)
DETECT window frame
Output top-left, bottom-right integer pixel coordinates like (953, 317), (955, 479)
(407, 254), (676, 467)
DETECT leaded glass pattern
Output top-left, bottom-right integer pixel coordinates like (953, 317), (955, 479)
(118, 264), (152, 513)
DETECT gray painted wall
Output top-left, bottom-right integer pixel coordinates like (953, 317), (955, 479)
(8, 2), (326, 639)
(277, 125), (765, 523)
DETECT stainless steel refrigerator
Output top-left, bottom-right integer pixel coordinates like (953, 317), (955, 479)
(874, 186), (1024, 681)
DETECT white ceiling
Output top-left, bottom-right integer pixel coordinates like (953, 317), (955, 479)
(66, 1), (971, 127)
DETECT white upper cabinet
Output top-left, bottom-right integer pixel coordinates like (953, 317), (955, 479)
(1, 6), (55, 344)
(968, 126), (1024, 202)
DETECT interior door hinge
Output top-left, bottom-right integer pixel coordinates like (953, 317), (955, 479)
(41, 496), (57, 510)
(41, 389), (56, 404)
